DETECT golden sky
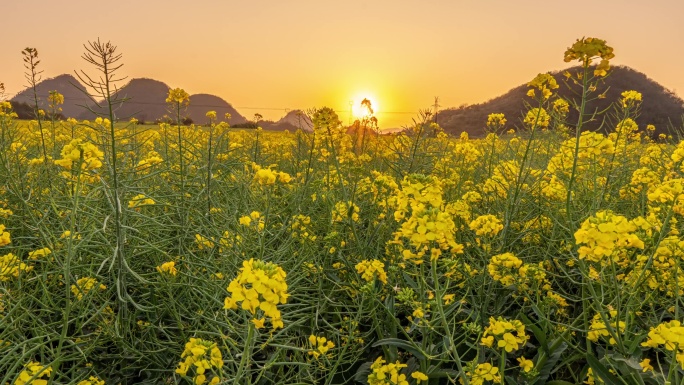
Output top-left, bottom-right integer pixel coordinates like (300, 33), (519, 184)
(2, 0), (683, 128)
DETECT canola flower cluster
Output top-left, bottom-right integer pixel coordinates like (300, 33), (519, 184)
(77, 376), (106, 385)
(224, 259), (288, 329)
(390, 176), (464, 264)
(367, 357), (427, 385)
(166, 88), (190, 105)
(128, 194), (156, 209)
(641, 236), (684, 296)
(587, 310), (626, 345)
(574, 210), (645, 264)
(54, 138), (104, 182)
(70, 277), (107, 300)
(527, 72), (559, 100)
(15, 361), (52, 385)
(563, 37), (615, 76)
(460, 362), (501, 385)
(238, 211), (266, 232)
(548, 131), (615, 180)
(355, 259), (388, 284)
(523, 108), (550, 130)
(156, 261), (178, 276)
(332, 201), (360, 223)
(481, 317), (528, 353)
(486, 113), (507, 132)
(28, 247), (51, 260)
(307, 334), (335, 359)
(175, 338), (223, 385)
(469, 214), (503, 238)
(641, 320), (684, 368)
(253, 166), (292, 186)
(290, 214), (317, 243)
(1, 253), (32, 281)
(0, 224), (10, 246)
(487, 253), (523, 286)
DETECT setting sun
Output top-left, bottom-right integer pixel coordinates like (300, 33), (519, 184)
(351, 95), (379, 119)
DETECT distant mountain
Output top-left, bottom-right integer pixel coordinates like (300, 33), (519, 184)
(261, 110), (313, 131)
(436, 66), (684, 137)
(79, 78), (248, 125)
(10, 74), (88, 118)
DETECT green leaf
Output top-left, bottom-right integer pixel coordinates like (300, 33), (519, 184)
(609, 354), (645, 385)
(521, 313), (548, 353)
(372, 338), (427, 360)
(610, 354), (642, 371)
(586, 354), (622, 385)
(353, 362), (372, 384)
(533, 341), (567, 385)
(626, 335), (647, 355)
(403, 272), (418, 289)
(545, 381), (576, 385)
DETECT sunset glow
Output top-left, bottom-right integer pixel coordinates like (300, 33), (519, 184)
(1, 1), (683, 129)
(351, 95), (378, 119)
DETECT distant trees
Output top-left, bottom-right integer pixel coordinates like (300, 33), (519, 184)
(9, 101), (34, 119)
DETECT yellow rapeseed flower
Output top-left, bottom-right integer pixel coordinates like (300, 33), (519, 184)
(640, 358), (654, 372)
(166, 88), (190, 105)
(175, 338), (223, 385)
(0, 253), (33, 281)
(564, 37), (615, 76)
(28, 247), (51, 260)
(517, 357), (534, 372)
(368, 357), (409, 385)
(224, 259), (289, 330)
(308, 334), (335, 358)
(71, 277), (106, 300)
(0, 224), (10, 246)
(128, 194), (156, 209)
(156, 261), (178, 276)
(15, 361), (52, 385)
(355, 259), (388, 284)
(481, 316), (528, 353)
(77, 376), (105, 385)
(411, 371), (428, 382)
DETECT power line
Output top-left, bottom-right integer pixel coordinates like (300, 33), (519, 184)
(9, 93), (423, 116)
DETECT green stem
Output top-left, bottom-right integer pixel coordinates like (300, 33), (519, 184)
(235, 322), (256, 385)
(565, 65), (591, 226)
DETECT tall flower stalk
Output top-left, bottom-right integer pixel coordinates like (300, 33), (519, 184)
(76, 39), (147, 324)
(166, 88), (190, 252)
(22, 48), (49, 165)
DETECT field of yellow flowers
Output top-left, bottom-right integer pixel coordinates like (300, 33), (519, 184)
(2, 37), (684, 385)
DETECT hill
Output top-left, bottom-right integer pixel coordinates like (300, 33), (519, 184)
(260, 110), (313, 131)
(78, 78), (248, 125)
(435, 66), (684, 137)
(10, 74), (88, 118)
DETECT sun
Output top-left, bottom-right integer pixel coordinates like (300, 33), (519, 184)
(351, 95), (379, 119)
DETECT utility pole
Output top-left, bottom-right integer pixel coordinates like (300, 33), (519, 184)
(433, 96), (441, 123)
(348, 100), (354, 125)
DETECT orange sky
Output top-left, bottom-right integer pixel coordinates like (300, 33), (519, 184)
(1, 0), (683, 128)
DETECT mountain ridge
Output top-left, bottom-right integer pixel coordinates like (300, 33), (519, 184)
(10, 74), (89, 118)
(77, 78), (248, 125)
(435, 65), (684, 136)
(9, 66), (683, 134)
